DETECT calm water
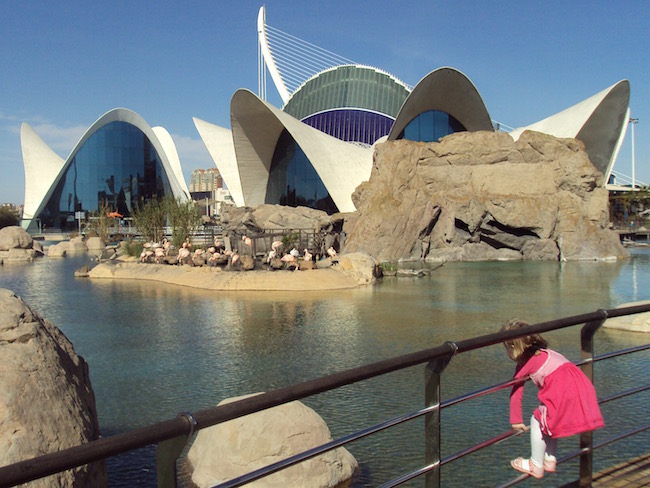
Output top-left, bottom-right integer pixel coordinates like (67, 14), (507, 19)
(1, 251), (649, 486)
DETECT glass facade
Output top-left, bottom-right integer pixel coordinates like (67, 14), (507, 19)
(41, 121), (172, 230)
(265, 130), (337, 214)
(398, 110), (466, 142)
(302, 109), (394, 145)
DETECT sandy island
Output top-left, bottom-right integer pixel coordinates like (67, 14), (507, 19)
(88, 260), (363, 291)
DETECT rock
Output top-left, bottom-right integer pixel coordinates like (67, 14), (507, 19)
(0, 226), (33, 251)
(48, 238), (88, 256)
(240, 255), (255, 270)
(316, 257), (333, 269)
(47, 243), (67, 257)
(345, 131), (628, 262)
(85, 237), (106, 250)
(2, 248), (36, 262)
(221, 204), (332, 233)
(0, 289), (106, 487)
(299, 260), (316, 270)
(186, 393), (358, 488)
(603, 301), (650, 333)
(67, 236), (89, 254)
(337, 252), (378, 285)
(32, 240), (44, 255)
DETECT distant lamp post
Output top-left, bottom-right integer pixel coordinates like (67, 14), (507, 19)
(630, 117), (639, 189)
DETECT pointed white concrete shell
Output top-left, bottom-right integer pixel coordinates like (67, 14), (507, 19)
(192, 118), (243, 207)
(21, 123), (66, 228)
(508, 80), (630, 182)
(152, 126), (190, 197)
(388, 67), (493, 140)
(230, 89), (373, 212)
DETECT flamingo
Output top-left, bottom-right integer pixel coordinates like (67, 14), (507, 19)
(281, 253), (298, 271)
(327, 247), (337, 259)
(242, 235), (252, 248)
(271, 240), (283, 253)
(266, 249), (276, 264)
(303, 249), (312, 261)
(177, 243), (191, 265)
(154, 246), (166, 264)
(229, 252), (240, 270)
(290, 248), (300, 258)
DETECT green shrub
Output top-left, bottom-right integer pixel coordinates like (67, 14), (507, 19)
(121, 240), (144, 257)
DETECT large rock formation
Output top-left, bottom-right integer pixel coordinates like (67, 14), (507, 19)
(345, 131), (628, 262)
(186, 394), (358, 488)
(0, 226), (37, 262)
(221, 204), (335, 232)
(0, 289), (106, 487)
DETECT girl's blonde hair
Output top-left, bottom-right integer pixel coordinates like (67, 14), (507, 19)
(501, 319), (548, 363)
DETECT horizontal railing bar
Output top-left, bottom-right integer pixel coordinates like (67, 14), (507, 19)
(1, 304), (649, 487)
(588, 422), (650, 457)
(495, 472), (531, 488)
(380, 431), (522, 488)
(213, 404), (439, 488)
(576, 342), (650, 367)
(379, 461), (440, 488)
(599, 384), (650, 404)
(440, 430), (521, 467)
(593, 343), (650, 363)
(440, 377), (524, 410)
(377, 462), (438, 488)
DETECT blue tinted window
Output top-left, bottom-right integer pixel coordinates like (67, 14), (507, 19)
(40, 121), (172, 230)
(302, 109), (394, 145)
(399, 110), (466, 142)
(266, 130), (337, 214)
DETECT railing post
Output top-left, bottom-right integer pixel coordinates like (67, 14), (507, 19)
(156, 413), (197, 488)
(579, 313), (606, 488)
(424, 342), (457, 488)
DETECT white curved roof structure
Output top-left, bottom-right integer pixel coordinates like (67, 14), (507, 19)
(21, 123), (66, 226)
(508, 80), (630, 182)
(152, 126), (190, 197)
(21, 108), (189, 230)
(230, 89), (373, 212)
(388, 67), (494, 139)
(192, 117), (243, 206)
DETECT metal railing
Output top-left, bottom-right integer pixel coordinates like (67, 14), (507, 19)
(0, 305), (648, 487)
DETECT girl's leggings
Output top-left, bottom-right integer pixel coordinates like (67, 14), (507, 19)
(531, 415), (557, 467)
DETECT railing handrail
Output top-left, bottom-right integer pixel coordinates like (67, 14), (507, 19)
(0, 304), (649, 487)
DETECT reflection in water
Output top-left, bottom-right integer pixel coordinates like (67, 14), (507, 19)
(0, 253), (648, 487)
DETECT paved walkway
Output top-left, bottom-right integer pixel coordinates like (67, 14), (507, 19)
(592, 452), (650, 487)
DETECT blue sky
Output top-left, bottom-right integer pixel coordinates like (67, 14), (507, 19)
(1, 0), (648, 206)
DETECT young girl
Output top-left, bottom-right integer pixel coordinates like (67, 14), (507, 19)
(502, 319), (604, 479)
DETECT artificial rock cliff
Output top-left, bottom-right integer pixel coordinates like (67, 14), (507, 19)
(344, 131), (628, 262)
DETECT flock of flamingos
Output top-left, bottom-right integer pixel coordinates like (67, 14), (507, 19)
(139, 235), (338, 271)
